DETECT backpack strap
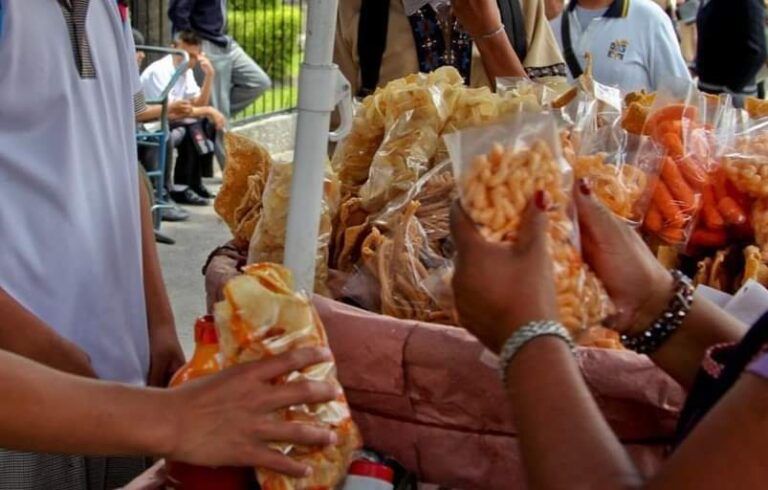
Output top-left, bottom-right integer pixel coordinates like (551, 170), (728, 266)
(560, 4), (583, 78)
(674, 310), (768, 446)
(357, 0), (390, 97)
(497, 0), (528, 62)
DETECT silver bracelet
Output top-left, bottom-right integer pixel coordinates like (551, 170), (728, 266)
(499, 321), (574, 383)
(472, 24), (505, 41)
(620, 270), (694, 355)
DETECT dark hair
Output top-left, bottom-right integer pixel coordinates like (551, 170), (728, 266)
(173, 30), (202, 46)
(132, 28), (145, 47)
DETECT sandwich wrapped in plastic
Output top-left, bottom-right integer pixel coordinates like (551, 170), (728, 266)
(215, 132), (273, 246)
(248, 162), (339, 295)
(214, 263), (362, 490)
(446, 112), (614, 334)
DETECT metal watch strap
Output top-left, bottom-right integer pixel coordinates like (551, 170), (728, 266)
(620, 270), (695, 355)
(499, 321), (574, 383)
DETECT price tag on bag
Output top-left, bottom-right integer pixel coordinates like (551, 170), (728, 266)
(593, 81), (622, 112)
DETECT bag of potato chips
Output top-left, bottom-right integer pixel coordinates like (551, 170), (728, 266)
(214, 263), (362, 490)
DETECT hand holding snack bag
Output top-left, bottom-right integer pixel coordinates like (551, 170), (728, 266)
(214, 264), (362, 490)
(446, 113), (614, 335)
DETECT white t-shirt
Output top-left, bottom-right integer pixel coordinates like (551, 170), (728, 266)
(140, 55), (201, 103)
(550, 0), (691, 92)
(0, 1), (149, 384)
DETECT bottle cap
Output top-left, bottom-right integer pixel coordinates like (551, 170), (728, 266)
(347, 460), (394, 483)
(194, 315), (218, 345)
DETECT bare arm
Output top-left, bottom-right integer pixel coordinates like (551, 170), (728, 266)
(452, 194), (768, 489)
(452, 0), (528, 82)
(575, 187), (745, 389)
(0, 346), (340, 476)
(642, 293), (746, 388)
(193, 56), (215, 107)
(138, 180), (184, 387)
(0, 289), (96, 377)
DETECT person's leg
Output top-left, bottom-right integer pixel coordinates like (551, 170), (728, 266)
(228, 41), (272, 116)
(171, 126), (208, 206)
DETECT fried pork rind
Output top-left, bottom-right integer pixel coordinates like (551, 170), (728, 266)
(574, 153), (648, 222)
(448, 114), (614, 334)
(742, 245), (768, 287)
(214, 263), (362, 490)
(745, 97), (768, 120)
(215, 132), (273, 245)
(248, 162), (337, 295)
(621, 91), (656, 136)
(360, 202), (457, 325)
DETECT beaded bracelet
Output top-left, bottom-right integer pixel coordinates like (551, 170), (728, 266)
(620, 270), (694, 355)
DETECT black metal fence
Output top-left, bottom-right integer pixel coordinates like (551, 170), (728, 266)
(129, 0), (307, 121)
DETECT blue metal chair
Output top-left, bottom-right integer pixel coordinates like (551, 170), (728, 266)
(135, 46), (189, 229)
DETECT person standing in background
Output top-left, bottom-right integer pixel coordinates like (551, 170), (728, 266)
(550, 0), (691, 92)
(168, 0), (272, 166)
(334, 0), (568, 97)
(696, 0), (767, 100)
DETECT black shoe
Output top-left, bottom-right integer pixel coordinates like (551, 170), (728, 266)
(191, 185), (216, 199)
(171, 188), (209, 206)
(161, 205), (190, 222)
(154, 230), (175, 245)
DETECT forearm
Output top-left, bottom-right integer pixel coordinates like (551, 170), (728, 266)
(191, 106), (213, 119)
(195, 76), (213, 107)
(0, 289), (95, 377)
(475, 30), (527, 84)
(0, 349), (173, 456)
(139, 181), (175, 330)
(506, 337), (643, 490)
(647, 293), (746, 389)
(136, 105), (162, 123)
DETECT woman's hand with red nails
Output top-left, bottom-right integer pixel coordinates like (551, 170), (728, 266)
(450, 193), (559, 353)
(575, 180), (674, 334)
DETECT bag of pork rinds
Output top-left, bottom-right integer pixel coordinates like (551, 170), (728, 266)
(337, 160), (459, 326)
(444, 112), (614, 335)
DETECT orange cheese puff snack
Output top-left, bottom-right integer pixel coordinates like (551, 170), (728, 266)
(678, 157), (709, 190)
(661, 157), (696, 209)
(701, 184), (725, 230)
(574, 154), (648, 221)
(644, 104), (698, 137)
(460, 140), (613, 333)
(652, 181), (687, 229)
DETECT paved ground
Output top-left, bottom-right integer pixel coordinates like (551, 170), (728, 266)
(157, 177), (228, 357)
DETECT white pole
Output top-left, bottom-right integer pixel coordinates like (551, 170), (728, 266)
(284, 0), (341, 292)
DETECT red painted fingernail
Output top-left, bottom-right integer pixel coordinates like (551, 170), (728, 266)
(534, 190), (550, 210)
(578, 179), (592, 196)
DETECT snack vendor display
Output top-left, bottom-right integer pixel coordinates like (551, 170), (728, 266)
(214, 263), (362, 490)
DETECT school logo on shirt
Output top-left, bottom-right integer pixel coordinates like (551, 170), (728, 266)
(607, 40), (629, 61)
